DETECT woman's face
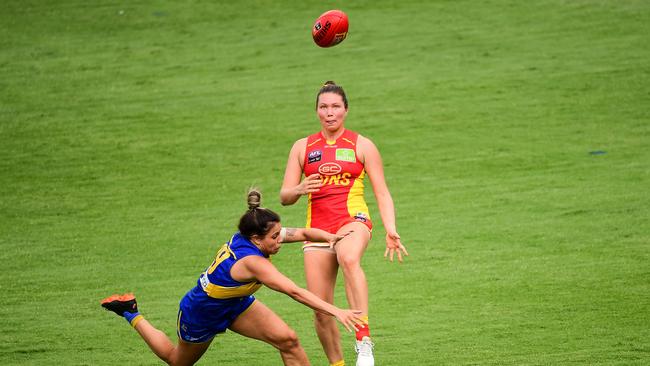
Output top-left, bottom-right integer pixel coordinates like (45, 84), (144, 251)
(253, 222), (283, 256)
(317, 92), (348, 133)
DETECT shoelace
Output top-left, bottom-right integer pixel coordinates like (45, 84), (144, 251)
(355, 339), (374, 356)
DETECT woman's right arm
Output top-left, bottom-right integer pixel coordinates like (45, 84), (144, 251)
(234, 256), (364, 332)
(280, 138), (322, 205)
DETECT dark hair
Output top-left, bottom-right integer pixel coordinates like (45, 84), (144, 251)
(316, 80), (348, 109)
(238, 189), (281, 240)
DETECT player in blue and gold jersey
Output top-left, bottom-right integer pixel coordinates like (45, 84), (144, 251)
(101, 189), (365, 366)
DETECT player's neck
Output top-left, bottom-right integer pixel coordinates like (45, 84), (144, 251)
(321, 127), (345, 142)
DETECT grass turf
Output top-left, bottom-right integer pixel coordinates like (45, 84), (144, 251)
(1, 0), (648, 364)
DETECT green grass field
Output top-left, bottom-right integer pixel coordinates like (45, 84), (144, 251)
(1, 1), (649, 365)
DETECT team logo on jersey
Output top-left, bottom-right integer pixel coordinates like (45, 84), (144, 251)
(335, 148), (356, 162)
(318, 162), (342, 176)
(308, 150), (322, 164)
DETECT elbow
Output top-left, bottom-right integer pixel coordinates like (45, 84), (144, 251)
(285, 287), (303, 301)
(280, 196), (291, 206)
(279, 191), (297, 206)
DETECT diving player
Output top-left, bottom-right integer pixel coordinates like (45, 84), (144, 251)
(101, 189), (365, 366)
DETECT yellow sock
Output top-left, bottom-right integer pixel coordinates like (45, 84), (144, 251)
(130, 314), (144, 328)
(330, 360), (345, 366)
(355, 314), (370, 340)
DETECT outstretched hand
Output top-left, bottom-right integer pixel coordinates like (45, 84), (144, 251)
(384, 231), (408, 262)
(333, 308), (366, 333)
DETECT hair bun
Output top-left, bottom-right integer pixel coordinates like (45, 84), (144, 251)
(247, 189), (262, 210)
(323, 80), (336, 87)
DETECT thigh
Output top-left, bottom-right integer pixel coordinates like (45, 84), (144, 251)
(303, 249), (338, 302)
(335, 222), (371, 261)
(228, 300), (293, 344)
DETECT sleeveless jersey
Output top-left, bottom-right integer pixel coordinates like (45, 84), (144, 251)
(303, 129), (370, 233)
(197, 233), (265, 299)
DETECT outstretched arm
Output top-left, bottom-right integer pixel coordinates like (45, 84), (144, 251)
(232, 256), (364, 332)
(281, 227), (350, 248)
(359, 136), (409, 262)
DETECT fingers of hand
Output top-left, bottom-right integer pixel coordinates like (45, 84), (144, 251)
(354, 318), (367, 329)
(400, 244), (409, 256)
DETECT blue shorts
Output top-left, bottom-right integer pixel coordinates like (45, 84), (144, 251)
(176, 286), (256, 343)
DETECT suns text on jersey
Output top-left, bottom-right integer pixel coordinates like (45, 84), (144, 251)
(320, 172), (351, 186)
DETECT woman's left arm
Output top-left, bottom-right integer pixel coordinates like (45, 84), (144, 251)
(358, 136), (409, 262)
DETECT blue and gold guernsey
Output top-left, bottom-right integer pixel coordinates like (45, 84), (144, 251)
(177, 233), (266, 343)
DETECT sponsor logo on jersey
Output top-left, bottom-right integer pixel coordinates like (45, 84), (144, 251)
(321, 172), (351, 186)
(335, 148), (356, 162)
(199, 273), (210, 290)
(354, 212), (368, 222)
(318, 162), (342, 176)
(308, 150), (322, 164)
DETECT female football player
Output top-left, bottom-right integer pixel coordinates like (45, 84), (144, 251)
(280, 81), (408, 366)
(101, 189), (365, 366)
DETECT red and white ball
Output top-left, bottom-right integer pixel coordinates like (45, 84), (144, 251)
(312, 10), (349, 48)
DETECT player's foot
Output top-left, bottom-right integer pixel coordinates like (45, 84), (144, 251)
(355, 336), (374, 366)
(101, 293), (138, 316)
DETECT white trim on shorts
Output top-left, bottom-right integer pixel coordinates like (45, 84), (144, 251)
(302, 242), (336, 254)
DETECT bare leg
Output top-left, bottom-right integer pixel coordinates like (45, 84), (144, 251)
(304, 249), (344, 363)
(132, 318), (212, 366)
(335, 222), (372, 314)
(229, 301), (309, 366)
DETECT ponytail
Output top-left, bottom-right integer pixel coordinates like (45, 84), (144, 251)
(238, 189), (281, 240)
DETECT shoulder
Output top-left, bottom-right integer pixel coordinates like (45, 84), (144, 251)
(231, 234), (265, 258)
(356, 133), (373, 146)
(288, 137), (308, 162)
(290, 136), (309, 150)
(292, 136), (308, 147)
(357, 135), (381, 165)
(238, 253), (270, 267)
(356, 134), (379, 156)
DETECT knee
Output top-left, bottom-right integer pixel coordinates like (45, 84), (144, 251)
(337, 254), (361, 273)
(275, 329), (301, 353)
(164, 349), (181, 366)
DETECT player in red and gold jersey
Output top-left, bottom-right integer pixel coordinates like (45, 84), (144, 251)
(281, 81), (408, 366)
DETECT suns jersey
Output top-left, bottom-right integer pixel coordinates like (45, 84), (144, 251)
(197, 233), (266, 299)
(303, 129), (370, 233)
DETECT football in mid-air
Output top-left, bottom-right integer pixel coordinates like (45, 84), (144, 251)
(312, 10), (349, 48)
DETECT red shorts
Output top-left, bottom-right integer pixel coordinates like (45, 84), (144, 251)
(336, 215), (373, 233)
